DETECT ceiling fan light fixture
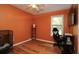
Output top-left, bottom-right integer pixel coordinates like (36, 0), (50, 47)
(31, 4), (44, 14)
(32, 4), (37, 8)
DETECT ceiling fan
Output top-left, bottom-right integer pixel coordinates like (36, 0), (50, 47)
(26, 4), (45, 14)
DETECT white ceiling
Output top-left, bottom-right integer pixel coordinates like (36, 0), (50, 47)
(12, 4), (71, 15)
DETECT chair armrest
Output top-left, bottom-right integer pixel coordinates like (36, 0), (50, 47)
(0, 43), (10, 50)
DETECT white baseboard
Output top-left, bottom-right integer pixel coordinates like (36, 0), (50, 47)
(13, 38), (32, 46)
(36, 38), (56, 44)
(13, 38), (55, 47)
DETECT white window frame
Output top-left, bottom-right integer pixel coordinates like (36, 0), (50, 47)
(50, 15), (64, 36)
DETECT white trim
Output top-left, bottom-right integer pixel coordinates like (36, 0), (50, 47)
(51, 15), (64, 36)
(13, 38), (32, 46)
(36, 38), (56, 44)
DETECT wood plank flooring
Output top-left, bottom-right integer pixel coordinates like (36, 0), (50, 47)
(13, 40), (61, 54)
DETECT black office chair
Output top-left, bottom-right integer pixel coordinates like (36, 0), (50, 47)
(62, 34), (75, 54)
(0, 30), (13, 54)
(52, 28), (62, 48)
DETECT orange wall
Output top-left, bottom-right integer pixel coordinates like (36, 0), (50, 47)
(33, 9), (70, 41)
(0, 5), (33, 44)
(0, 4), (73, 44)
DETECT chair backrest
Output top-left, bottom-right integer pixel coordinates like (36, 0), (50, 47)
(52, 28), (60, 42)
(0, 30), (13, 46)
(63, 35), (74, 45)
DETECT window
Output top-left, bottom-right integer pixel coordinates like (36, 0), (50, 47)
(51, 15), (64, 36)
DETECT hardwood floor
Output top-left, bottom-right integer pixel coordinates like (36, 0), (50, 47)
(13, 40), (61, 54)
